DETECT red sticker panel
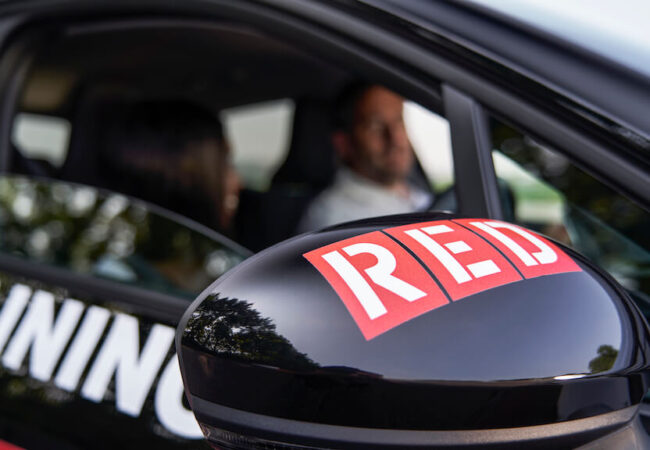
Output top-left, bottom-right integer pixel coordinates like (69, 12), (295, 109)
(386, 220), (522, 300)
(456, 219), (581, 279)
(304, 231), (448, 340)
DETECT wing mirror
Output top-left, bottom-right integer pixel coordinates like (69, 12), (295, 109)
(176, 213), (650, 449)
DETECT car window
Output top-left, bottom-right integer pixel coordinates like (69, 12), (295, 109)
(0, 175), (249, 298)
(11, 113), (70, 167)
(11, 99), (298, 196)
(7, 24), (458, 253)
(222, 99), (295, 192)
(404, 101), (454, 193)
(489, 117), (650, 315)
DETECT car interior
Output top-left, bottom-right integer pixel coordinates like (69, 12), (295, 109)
(8, 20), (449, 253)
(6, 17), (648, 311)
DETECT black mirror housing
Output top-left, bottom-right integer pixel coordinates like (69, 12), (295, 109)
(176, 212), (650, 449)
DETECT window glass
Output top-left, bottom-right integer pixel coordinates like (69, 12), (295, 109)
(11, 113), (71, 167)
(221, 99), (295, 191)
(490, 118), (650, 315)
(0, 176), (249, 298)
(404, 101), (454, 192)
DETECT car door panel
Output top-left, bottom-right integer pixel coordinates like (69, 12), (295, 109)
(0, 175), (247, 448)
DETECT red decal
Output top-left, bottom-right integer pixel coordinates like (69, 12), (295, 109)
(456, 219), (581, 279)
(386, 220), (522, 300)
(304, 231), (448, 340)
(0, 440), (23, 450)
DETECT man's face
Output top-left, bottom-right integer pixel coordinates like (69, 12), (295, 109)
(345, 86), (413, 186)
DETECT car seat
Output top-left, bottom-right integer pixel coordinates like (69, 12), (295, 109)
(234, 97), (337, 251)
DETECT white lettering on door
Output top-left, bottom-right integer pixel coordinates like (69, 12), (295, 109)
(81, 313), (174, 417)
(2, 291), (84, 382)
(0, 284), (31, 354)
(55, 306), (110, 391)
(0, 285), (200, 439)
(155, 355), (203, 439)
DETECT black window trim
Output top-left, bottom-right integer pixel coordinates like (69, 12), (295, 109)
(442, 84), (503, 219)
(0, 252), (190, 324)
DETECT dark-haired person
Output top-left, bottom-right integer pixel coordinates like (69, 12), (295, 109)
(102, 100), (240, 232)
(299, 84), (431, 231)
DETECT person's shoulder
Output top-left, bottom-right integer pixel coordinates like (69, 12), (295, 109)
(297, 198), (325, 233)
(300, 173), (369, 232)
(297, 187), (338, 233)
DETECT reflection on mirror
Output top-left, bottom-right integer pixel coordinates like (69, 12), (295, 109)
(183, 293), (316, 370)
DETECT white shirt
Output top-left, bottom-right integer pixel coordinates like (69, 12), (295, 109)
(298, 167), (432, 232)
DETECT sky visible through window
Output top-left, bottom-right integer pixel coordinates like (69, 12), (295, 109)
(467, 0), (650, 76)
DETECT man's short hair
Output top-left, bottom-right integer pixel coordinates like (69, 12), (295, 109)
(333, 81), (374, 132)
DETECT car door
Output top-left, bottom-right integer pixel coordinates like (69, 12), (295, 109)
(0, 0), (645, 447)
(0, 175), (249, 449)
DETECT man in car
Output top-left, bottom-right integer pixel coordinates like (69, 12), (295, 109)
(299, 83), (432, 231)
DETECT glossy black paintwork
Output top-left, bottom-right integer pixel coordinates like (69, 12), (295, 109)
(179, 213), (650, 435)
(0, 176), (246, 449)
(0, 272), (207, 450)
